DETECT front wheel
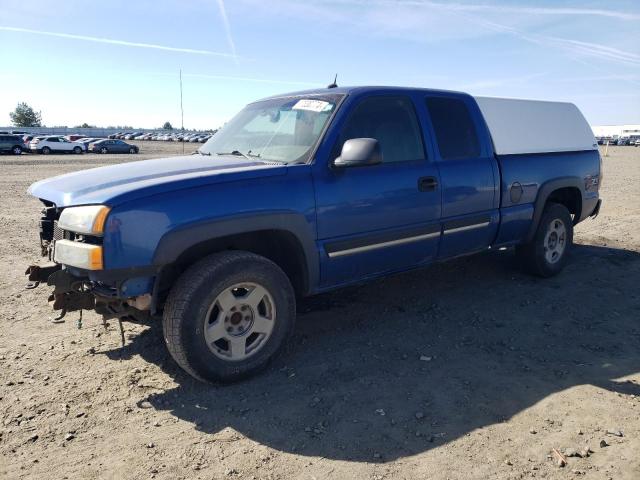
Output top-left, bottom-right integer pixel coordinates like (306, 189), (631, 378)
(129, 147), (137, 154)
(516, 203), (573, 277)
(73, 146), (82, 154)
(162, 251), (296, 383)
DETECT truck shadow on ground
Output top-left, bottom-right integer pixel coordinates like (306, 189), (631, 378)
(104, 243), (640, 462)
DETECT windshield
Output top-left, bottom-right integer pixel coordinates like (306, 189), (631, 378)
(199, 94), (343, 163)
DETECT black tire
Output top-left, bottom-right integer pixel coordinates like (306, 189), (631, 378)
(41, 146), (51, 155)
(100, 147), (108, 154)
(162, 251), (296, 383)
(73, 146), (82, 154)
(517, 203), (573, 277)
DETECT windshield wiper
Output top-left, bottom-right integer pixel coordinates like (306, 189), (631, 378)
(216, 150), (261, 160)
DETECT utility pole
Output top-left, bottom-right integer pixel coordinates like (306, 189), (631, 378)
(180, 69), (185, 155)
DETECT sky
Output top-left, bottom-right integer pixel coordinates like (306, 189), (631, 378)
(1, 0), (638, 129)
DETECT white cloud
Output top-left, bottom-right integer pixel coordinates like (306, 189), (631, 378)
(0, 26), (237, 57)
(237, 0), (639, 67)
(216, 0), (239, 62)
(386, 1), (640, 21)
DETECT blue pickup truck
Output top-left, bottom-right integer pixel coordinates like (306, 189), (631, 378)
(26, 86), (602, 382)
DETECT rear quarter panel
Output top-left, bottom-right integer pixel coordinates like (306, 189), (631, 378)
(494, 149), (600, 245)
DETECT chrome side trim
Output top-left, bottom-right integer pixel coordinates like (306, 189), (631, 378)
(327, 231), (440, 258)
(443, 221), (490, 235)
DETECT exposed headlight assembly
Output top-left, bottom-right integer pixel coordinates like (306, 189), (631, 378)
(57, 205), (110, 236)
(54, 240), (103, 270)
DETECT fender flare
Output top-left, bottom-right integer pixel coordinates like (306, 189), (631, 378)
(152, 211), (319, 294)
(525, 177), (584, 242)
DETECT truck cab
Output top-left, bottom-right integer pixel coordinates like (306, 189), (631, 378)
(26, 86), (602, 382)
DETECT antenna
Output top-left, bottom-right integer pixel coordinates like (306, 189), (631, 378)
(327, 73), (338, 89)
(179, 69), (185, 154)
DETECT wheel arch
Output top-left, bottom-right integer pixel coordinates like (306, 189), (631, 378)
(525, 177), (583, 242)
(152, 213), (318, 310)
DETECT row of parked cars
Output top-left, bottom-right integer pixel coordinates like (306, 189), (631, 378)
(0, 133), (139, 155)
(596, 136), (640, 146)
(109, 131), (215, 142)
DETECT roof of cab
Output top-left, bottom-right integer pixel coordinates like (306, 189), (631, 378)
(256, 85), (467, 101)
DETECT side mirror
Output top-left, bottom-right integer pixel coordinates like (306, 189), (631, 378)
(333, 138), (382, 168)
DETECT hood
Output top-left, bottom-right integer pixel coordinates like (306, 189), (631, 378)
(28, 154), (286, 207)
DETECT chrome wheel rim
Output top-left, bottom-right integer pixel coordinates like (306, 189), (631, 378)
(544, 218), (566, 264)
(13, 147), (21, 154)
(204, 282), (276, 361)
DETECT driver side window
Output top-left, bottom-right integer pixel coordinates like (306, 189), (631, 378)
(335, 96), (425, 163)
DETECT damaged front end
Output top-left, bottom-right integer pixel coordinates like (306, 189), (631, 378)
(26, 201), (152, 341)
(25, 265), (94, 321)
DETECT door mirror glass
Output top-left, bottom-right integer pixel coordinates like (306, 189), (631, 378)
(333, 138), (382, 168)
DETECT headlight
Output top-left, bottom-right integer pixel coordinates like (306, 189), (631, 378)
(58, 205), (110, 235)
(54, 240), (103, 270)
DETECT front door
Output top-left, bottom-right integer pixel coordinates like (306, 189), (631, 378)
(313, 94), (441, 287)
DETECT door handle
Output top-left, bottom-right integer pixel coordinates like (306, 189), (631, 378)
(418, 176), (438, 192)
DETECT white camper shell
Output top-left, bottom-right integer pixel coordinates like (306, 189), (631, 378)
(474, 97), (597, 156)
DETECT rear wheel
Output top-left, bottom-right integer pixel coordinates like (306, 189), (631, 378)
(100, 147), (108, 154)
(517, 203), (573, 277)
(41, 147), (51, 155)
(162, 251), (296, 383)
(12, 146), (22, 155)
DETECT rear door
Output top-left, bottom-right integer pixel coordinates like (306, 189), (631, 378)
(47, 137), (61, 151)
(313, 93), (441, 287)
(424, 94), (500, 258)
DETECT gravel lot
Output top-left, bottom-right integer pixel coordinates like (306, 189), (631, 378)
(1, 145), (638, 480)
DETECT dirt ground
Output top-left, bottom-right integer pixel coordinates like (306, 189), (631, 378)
(0, 144), (638, 480)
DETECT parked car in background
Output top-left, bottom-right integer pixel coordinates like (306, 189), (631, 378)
(0, 134), (25, 154)
(88, 139), (139, 154)
(66, 135), (87, 142)
(30, 136), (84, 154)
(77, 138), (101, 150)
(22, 135), (39, 151)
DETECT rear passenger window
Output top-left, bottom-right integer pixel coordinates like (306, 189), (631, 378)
(426, 97), (480, 160)
(336, 96), (425, 163)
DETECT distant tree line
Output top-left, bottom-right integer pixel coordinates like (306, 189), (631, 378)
(8, 103), (216, 131)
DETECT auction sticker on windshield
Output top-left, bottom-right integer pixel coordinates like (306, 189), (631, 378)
(292, 99), (333, 112)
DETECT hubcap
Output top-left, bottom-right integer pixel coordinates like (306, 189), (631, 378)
(544, 218), (567, 264)
(204, 282), (275, 361)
